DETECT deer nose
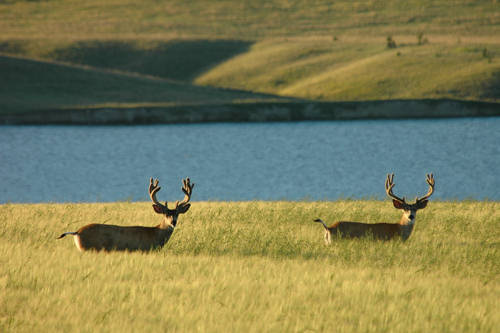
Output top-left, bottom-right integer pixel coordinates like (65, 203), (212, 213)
(409, 214), (415, 220)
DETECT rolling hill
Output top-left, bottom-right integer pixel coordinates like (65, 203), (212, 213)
(0, 0), (498, 121)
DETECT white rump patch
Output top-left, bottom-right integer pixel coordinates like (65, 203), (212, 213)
(73, 235), (84, 252)
(324, 230), (332, 244)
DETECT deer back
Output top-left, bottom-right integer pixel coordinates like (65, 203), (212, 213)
(333, 221), (402, 240)
(75, 224), (174, 251)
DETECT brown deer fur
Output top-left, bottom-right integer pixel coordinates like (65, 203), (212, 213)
(57, 177), (194, 252)
(314, 173), (434, 243)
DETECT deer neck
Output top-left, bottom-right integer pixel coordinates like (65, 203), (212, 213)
(153, 219), (175, 248)
(159, 217), (176, 230)
(398, 211), (416, 241)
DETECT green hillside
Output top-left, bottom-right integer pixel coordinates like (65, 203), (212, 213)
(196, 39), (500, 101)
(1, 0), (498, 39)
(0, 0), (499, 118)
(0, 55), (291, 115)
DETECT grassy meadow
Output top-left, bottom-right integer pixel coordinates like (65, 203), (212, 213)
(0, 0), (499, 117)
(1, 201), (499, 332)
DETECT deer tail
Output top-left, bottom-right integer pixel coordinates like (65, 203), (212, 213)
(313, 218), (329, 230)
(57, 232), (78, 239)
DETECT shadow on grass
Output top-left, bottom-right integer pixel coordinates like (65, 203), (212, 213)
(48, 39), (253, 82)
(480, 71), (500, 100)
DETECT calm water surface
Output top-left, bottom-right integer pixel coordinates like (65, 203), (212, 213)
(0, 118), (499, 203)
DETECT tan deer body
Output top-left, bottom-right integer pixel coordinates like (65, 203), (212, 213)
(314, 174), (434, 243)
(60, 223), (176, 252)
(58, 177), (194, 252)
(314, 219), (411, 242)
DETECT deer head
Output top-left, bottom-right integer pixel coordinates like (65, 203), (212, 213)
(149, 177), (194, 228)
(385, 173), (435, 224)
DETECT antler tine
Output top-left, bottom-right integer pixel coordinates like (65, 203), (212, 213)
(148, 178), (164, 207)
(417, 173), (435, 203)
(385, 173), (406, 204)
(178, 177), (195, 207)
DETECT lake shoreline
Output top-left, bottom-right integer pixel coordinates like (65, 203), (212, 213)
(1, 99), (499, 125)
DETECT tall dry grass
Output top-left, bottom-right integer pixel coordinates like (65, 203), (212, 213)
(1, 201), (498, 332)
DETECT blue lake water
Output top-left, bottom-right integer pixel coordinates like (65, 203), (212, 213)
(0, 118), (499, 203)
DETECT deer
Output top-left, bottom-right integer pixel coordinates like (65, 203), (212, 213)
(314, 173), (434, 243)
(57, 177), (194, 252)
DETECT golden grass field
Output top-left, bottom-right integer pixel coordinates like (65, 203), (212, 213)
(1, 201), (498, 332)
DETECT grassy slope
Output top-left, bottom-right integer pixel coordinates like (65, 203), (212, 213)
(197, 39), (500, 101)
(0, 55), (291, 114)
(1, 201), (499, 332)
(0, 0), (499, 116)
(1, 0), (498, 39)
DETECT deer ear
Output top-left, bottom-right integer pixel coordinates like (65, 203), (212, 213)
(177, 204), (191, 214)
(392, 200), (405, 209)
(416, 200), (428, 209)
(152, 204), (164, 214)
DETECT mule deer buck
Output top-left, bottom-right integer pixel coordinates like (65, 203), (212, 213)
(314, 173), (434, 243)
(57, 177), (194, 251)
